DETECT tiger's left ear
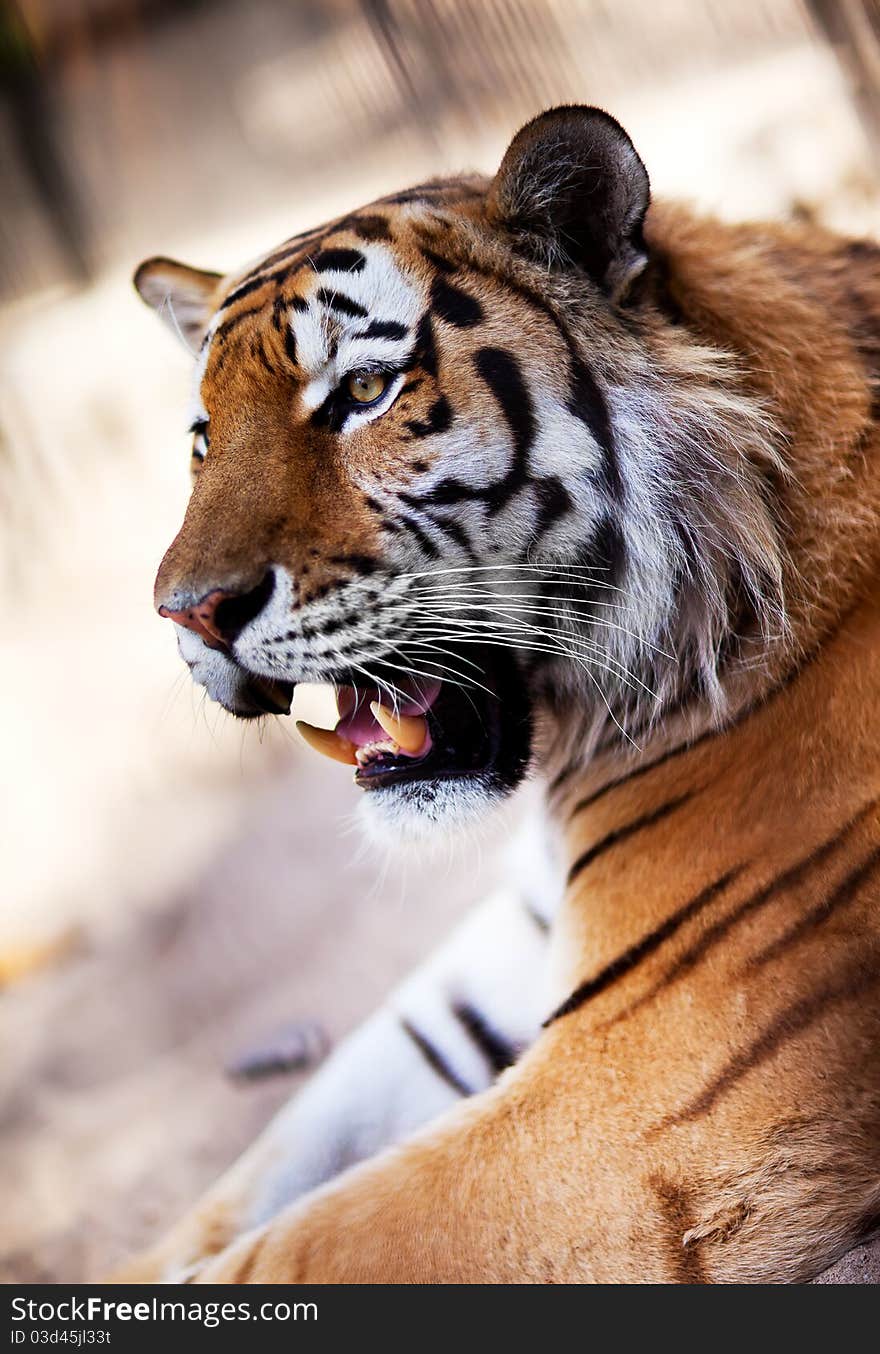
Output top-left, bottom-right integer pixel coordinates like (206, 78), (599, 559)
(133, 256), (224, 351)
(487, 105), (650, 303)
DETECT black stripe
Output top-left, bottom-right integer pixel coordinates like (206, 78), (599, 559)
(566, 347), (622, 500)
(663, 948), (880, 1127)
(406, 394), (452, 438)
(452, 1003), (517, 1074)
(283, 327), (297, 368)
(357, 319), (409, 341)
(350, 214), (391, 242)
(423, 511), (478, 560)
(256, 336), (277, 376)
(308, 247), (366, 274)
(381, 183), (453, 205)
(230, 217), (382, 293)
(213, 304), (262, 343)
(420, 246), (456, 274)
(271, 294), (287, 331)
(565, 739), (703, 816)
(424, 347), (534, 513)
(567, 791), (694, 886)
(396, 498), (478, 560)
(430, 276), (484, 328)
(221, 265), (289, 310)
(399, 512), (441, 558)
(399, 1019), (471, 1096)
(533, 475), (573, 540)
(745, 841), (880, 972)
(545, 867), (740, 1026)
(440, 257), (620, 498)
(363, 495), (402, 536)
(475, 347), (534, 458)
(233, 226), (330, 286)
(578, 515), (627, 596)
(409, 312), (438, 378)
(315, 288), (368, 319)
(328, 553), (378, 577)
(470, 263), (615, 487)
(528, 519), (625, 638)
(611, 797), (880, 1028)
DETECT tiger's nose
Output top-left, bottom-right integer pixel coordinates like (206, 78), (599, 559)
(158, 571), (275, 649)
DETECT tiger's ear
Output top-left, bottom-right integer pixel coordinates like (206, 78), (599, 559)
(488, 106), (650, 302)
(133, 256), (223, 350)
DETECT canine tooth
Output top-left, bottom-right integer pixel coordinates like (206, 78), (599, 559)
(295, 721), (357, 766)
(370, 701), (428, 755)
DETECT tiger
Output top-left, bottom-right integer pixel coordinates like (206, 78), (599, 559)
(119, 105), (880, 1283)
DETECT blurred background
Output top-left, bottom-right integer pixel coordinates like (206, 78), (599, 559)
(2, 0), (880, 1283)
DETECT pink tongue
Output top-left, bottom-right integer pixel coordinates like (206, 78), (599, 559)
(335, 677), (440, 750)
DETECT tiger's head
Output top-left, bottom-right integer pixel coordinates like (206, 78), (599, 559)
(137, 107), (783, 836)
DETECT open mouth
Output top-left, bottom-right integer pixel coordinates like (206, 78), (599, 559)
(294, 644), (533, 796)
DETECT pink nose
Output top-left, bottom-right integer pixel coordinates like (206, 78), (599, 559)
(157, 571), (276, 648)
(158, 589), (233, 650)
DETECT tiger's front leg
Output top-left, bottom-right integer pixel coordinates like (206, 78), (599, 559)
(192, 942), (880, 1288)
(114, 836), (559, 1284)
(189, 1048), (576, 1284)
(184, 1012), (758, 1285)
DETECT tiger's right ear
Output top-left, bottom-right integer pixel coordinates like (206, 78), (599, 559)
(133, 256), (223, 351)
(488, 106), (650, 303)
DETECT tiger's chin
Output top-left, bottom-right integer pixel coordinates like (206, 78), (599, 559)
(356, 771), (517, 846)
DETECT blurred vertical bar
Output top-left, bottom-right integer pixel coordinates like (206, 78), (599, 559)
(808, 0), (880, 165)
(0, 0), (837, 306)
(0, 0), (91, 284)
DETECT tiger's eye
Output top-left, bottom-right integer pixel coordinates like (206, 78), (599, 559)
(347, 371), (388, 404)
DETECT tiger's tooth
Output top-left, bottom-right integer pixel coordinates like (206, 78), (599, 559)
(370, 701), (428, 755)
(355, 740), (397, 766)
(295, 721), (357, 766)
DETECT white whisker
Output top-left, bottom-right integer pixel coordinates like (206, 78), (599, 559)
(413, 592), (674, 659)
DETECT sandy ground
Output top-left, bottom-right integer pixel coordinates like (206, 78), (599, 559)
(2, 1), (879, 1283)
(0, 744), (512, 1280)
